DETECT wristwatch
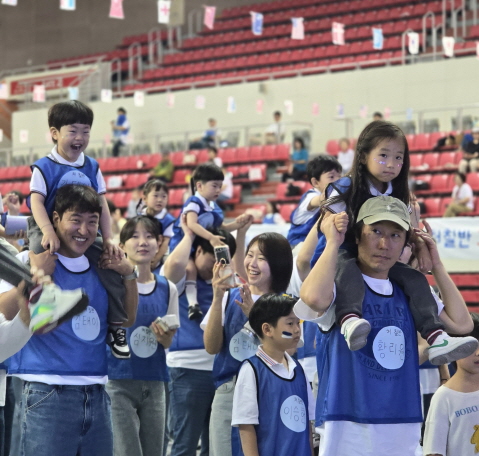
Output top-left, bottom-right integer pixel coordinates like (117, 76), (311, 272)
(122, 265), (138, 281)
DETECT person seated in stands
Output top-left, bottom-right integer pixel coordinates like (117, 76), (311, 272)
(2, 191), (23, 216)
(262, 202), (285, 225)
(443, 172), (474, 217)
(265, 111), (286, 144)
(337, 138), (355, 175)
(282, 137), (309, 182)
(149, 151), (174, 183)
(458, 126), (479, 174)
(372, 111), (384, 121)
(190, 118), (220, 150)
(207, 146), (223, 168)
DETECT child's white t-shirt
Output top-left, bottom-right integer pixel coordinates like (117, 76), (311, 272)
(423, 386), (479, 456)
(30, 146), (106, 197)
(290, 188), (321, 225)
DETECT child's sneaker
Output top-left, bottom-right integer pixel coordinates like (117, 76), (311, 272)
(340, 317), (371, 351)
(108, 328), (131, 359)
(188, 303), (203, 321)
(428, 333), (479, 365)
(29, 283), (89, 335)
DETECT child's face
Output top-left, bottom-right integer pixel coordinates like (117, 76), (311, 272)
(244, 242), (272, 293)
(145, 189), (168, 215)
(51, 123), (91, 161)
(197, 180), (223, 201)
(339, 140), (349, 152)
(362, 138), (405, 187)
(264, 310), (301, 350)
(121, 222), (159, 265)
(456, 345), (479, 375)
(314, 169), (342, 192)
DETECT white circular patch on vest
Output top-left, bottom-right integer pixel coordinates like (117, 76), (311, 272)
(72, 306), (100, 341)
(130, 326), (158, 358)
(58, 170), (93, 189)
(229, 329), (259, 362)
(280, 395), (307, 433)
(372, 325), (405, 370)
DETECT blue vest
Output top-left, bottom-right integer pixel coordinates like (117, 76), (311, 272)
(234, 355), (311, 456)
(297, 321), (318, 360)
(8, 260), (108, 377)
(213, 288), (258, 389)
(169, 277), (213, 352)
(113, 114), (129, 138)
(158, 211), (176, 237)
(310, 177), (356, 267)
(169, 195), (224, 252)
(107, 275), (170, 382)
(262, 214), (276, 225)
(29, 156), (100, 216)
(316, 281), (422, 425)
(287, 189), (321, 247)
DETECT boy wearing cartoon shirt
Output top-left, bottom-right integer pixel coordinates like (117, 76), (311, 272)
(296, 196), (478, 456)
(0, 185), (138, 456)
(423, 314), (479, 456)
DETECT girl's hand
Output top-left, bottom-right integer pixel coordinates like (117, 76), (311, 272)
(321, 212), (348, 246)
(235, 283), (255, 317)
(212, 262), (235, 295)
(41, 228), (61, 254)
(410, 232), (433, 273)
(414, 220), (441, 270)
(236, 214), (254, 230)
(209, 235), (225, 247)
(150, 322), (176, 348)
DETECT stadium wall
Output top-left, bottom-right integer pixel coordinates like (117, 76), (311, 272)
(11, 56), (479, 155)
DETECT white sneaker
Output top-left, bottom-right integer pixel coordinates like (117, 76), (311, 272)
(428, 333), (479, 365)
(340, 317), (371, 351)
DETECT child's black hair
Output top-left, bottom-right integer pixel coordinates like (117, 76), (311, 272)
(267, 201), (279, 214)
(106, 198), (117, 215)
(190, 163), (224, 194)
(307, 154), (342, 183)
(9, 190), (24, 205)
(455, 171), (467, 184)
(120, 215), (162, 245)
(249, 293), (297, 339)
(293, 137), (305, 149)
(54, 184), (102, 219)
(48, 101), (94, 144)
(192, 227), (236, 258)
(320, 120), (410, 231)
(246, 233), (293, 294)
(143, 179), (169, 197)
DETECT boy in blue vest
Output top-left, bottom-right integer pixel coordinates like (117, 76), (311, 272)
(232, 293), (315, 456)
(28, 100), (133, 358)
(0, 184), (138, 456)
(287, 154), (342, 248)
(170, 163), (250, 321)
(296, 196), (478, 456)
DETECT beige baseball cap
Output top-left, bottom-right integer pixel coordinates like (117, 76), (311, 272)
(357, 196), (411, 231)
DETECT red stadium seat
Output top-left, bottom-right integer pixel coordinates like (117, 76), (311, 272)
(279, 203), (296, 222)
(422, 153), (440, 170)
(197, 149), (210, 164)
(275, 144), (290, 161)
(171, 169), (190, 186)
(168, 188), (184, 206)
(219, 148), (238, 165)
(409, 154), (424, 169)
(170, 151), (185, 166)
(423, 197), (441, 217)
(274, 181), (308, 202)
(326, 140), (339, 156)
(225, 185), (241, 204)
(466, 173), (479, 191)
(436, 151), (460, 170)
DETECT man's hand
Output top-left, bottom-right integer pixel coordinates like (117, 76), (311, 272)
(28, 251), (58, 276)
(321, 211), (348, 246)
(150, 322), (176, 349)
(414, 220), (441, 271)
(236, 214), (254, 231)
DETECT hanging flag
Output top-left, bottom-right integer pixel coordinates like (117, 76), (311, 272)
(60, 0), (75, 11)
(256, 99), (264, 114)
(1, 0), (17, 5)
(19, 130), (29, 144)
(101, 89), (112, 103)
(250, 12), (263, 36)
(195, 95), (206, 109)
(158, 0), (171, 24)
(406, 108), (414, 121)
(332, 22), (345, 45)
(291, 18), (304, 40)
(312, 102), (319, 116)
(166, 92), (175, 108)
(442, 36), (455, 57)
(0, 130), (3, 142)
(0, 83), (8, 99)
(134, 90), (145, 107)
(476, 41), (479, 59)
(384, 107), (391, 120)
(284, 100), (294, 115)
(68, 87), (79, 100)
(336, 103), (345, 117)
(204, 6), (216, 30)
(32, 85), (46, 103)
(227, 96), (236, 114)
(408, 32), (419, 55)
(359, 105), (368, 119)
(109, 0), (124, 19)
(372, 28), (383, 50)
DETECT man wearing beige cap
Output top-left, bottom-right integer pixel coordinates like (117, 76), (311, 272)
(295, 196), (477, 456)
